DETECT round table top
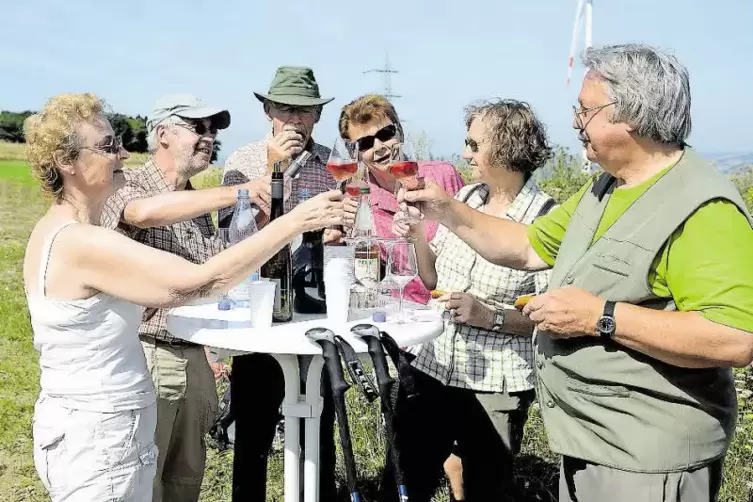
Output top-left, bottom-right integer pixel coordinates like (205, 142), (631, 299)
(166, 300), (445, 356)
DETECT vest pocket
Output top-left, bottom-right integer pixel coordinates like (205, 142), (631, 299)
(566, 377), (631, 398)
(591, 254), (632, 277)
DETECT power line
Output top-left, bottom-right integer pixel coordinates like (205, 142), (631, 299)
(363, 53), (401, 99)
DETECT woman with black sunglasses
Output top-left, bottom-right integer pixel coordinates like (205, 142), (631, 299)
(338, 94), (465, 305)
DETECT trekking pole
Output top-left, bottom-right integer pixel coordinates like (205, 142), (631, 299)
(305, 327), (362, 502)
(350, 324), (409, 501)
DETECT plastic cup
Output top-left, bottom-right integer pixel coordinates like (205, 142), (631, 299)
(324, 257), (352, 323)
(248, 281), (277, 328)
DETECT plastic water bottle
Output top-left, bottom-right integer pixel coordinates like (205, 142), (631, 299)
(227, 189), (259, 307)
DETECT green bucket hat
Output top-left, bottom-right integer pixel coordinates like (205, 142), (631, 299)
(254, 66), (334, 107)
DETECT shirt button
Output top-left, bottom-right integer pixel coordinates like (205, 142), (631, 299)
(537, 360), (544, 370)
(565, 275), (574, 284)
(546, 400), (555, 408)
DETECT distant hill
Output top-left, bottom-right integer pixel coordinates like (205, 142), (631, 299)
(705, 152), (753, 175)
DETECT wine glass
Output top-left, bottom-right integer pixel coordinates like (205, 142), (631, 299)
(326, 137), (359, 192)
(389, 141), (422, 226)
(387, 241), (418, 323)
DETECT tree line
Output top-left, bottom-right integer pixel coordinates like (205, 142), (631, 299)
(0, 110), (221, 162)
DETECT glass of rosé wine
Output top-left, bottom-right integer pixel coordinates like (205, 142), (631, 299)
(390, 141), (422, 226)
(326, 137), (359, 192)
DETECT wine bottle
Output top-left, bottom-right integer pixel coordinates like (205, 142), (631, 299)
(260, 162), (293, 322)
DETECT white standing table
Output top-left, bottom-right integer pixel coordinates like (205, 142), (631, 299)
(166, 300), (444, 502)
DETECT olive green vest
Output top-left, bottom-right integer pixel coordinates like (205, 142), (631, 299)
(535, 148), (753, 472)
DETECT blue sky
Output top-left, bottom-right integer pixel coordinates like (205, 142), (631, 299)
(2, 0), (751, 162)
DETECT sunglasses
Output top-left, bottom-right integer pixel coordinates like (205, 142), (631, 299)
(176, 119), (219, 137)
(464, 137), (481, 153)
(355, 124), (397, 152)
(84, 135), (123, 155)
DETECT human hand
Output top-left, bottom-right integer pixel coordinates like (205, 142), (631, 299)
(267, 130), (306, 168)
(291, 190), (357, 232)
(437, 291), (494, 329)
(398, 179), (453, 221)
(241, 176), (272, 215)
(521, 287), (602, 338)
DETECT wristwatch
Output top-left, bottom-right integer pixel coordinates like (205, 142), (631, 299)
(597, 301), (617, 339)
(490, 310), (505, 332)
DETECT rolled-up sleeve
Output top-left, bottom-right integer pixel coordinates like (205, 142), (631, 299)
(101, 182), (148, 236)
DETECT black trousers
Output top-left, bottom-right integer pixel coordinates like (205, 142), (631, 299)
(381, 368), (534, 502)
(230, 353), (337, 502)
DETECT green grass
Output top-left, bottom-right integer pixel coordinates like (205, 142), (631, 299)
(1, 163), (751, 501)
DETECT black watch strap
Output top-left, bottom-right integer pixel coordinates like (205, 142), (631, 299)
(598, 300), (617, 339)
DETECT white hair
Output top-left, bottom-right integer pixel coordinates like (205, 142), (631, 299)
(146, 115), (186, 153)
(582, 43), (691, 147)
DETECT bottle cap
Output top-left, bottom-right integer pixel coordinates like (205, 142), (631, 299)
(237, 189), (249, 198)
(372, 311), (387, 323)
(359, 186), (371, 194)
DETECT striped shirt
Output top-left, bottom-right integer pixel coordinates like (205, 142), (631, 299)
(411, 178), (556, 393)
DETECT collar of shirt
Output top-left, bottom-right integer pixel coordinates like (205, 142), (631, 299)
(467, 176), (541, 222)
(138, 157), (195, 194)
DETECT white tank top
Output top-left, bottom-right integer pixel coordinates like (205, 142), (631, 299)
(26, 221), (156, 412)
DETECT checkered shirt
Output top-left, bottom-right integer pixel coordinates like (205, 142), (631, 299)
(101, 158), (224, 344)
(411, 178), (556, 393)
(219, 133), (334, 222)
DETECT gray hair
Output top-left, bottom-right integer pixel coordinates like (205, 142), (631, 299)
(146, 115), (186, 153)
(582, 43), (691, 146)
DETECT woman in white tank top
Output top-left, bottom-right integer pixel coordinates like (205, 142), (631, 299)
(22, 93), (354, 502)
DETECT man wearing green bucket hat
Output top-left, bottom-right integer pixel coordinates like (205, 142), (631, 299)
(220, 66), (336, 225)
(220, 66), (339, 502)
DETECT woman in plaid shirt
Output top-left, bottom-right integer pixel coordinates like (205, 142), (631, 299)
(390, 99), (557, 502)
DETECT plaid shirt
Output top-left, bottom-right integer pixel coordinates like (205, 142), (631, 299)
(411, 178), (555, 393)
(220, 133), (334, 223)
(101, 158), (223, 344)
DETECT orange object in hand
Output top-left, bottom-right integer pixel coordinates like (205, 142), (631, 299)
(430, 290), (446, 299)
(514, 294), (535, 310)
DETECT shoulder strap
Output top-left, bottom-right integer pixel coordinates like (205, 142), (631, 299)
(38, 221), (79, 295)
(461, 183), (485, 204)
(591, 172), (616, 201)
(536, 197), (557, 218)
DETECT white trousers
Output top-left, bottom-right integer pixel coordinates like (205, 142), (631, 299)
(32, 396), (158, 502)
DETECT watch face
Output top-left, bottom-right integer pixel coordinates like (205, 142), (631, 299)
(598, 316), (616, 334)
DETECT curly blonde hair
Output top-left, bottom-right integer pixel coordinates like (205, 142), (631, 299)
(338, 94), (404, 141)
(23, 93), (106, 200)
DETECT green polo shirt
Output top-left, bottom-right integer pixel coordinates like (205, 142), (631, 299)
(528, 167), (753, 333)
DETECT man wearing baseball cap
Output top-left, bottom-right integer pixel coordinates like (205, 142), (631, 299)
(220, 67), (339, 502)
(102, 93), (261, 502)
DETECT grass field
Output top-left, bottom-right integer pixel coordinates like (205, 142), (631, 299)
(1, 144), (752, 501)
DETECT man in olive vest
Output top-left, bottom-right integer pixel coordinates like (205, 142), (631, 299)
(395, 43), (753, 501)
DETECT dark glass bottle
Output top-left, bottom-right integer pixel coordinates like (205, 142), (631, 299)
(260, 162), (293, 322)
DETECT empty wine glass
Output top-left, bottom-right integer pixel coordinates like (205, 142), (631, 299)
(326, 137), (359, 192)
(387, 241), (418, 323)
